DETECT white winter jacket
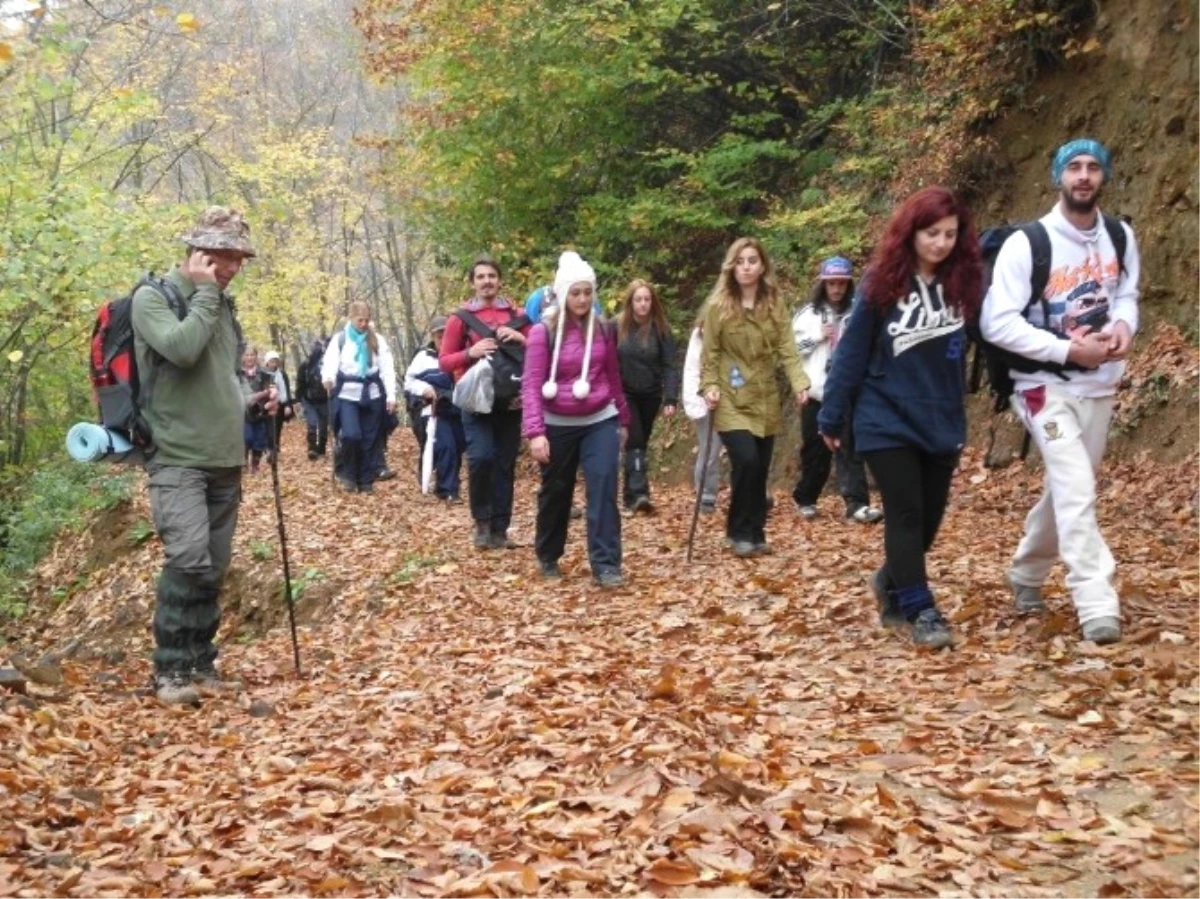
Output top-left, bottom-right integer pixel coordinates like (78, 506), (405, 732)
(980, 203), (1139, 398)
(320, 327), (397, 404)
(681, 328), (708, 420)
(791, 302), (851, 403)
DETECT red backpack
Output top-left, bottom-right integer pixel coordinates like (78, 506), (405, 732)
(89, 276), (186, 449)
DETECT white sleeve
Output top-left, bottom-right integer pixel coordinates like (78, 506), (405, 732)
(792, 306), (823, 357)
(681, 330), (704, 420)
(378, 335), (397, 401)
(403, 352), (426, 395)
(980, 232), (1070, 367)
(321, 334), (341, 385)
(1111, 222), (1140, 335)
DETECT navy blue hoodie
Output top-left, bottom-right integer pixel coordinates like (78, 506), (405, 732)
(818, 277), (968, 456)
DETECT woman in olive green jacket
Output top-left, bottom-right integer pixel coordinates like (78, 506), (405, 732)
(701, 237), (809, 557)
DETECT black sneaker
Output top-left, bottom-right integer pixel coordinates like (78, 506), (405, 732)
(307, 450), (319, 461)
(909, 608), (954, 649)
(631, 496), (652, 514)
(377, 468), (398, 482)
(870, 569), (905, 629)
(539, 559), (562, 579)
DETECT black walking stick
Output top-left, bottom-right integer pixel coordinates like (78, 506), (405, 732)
(265, 416), (302, 674)
(686, 412), (718, 563)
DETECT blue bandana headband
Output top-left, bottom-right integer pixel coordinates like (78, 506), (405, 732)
(1052, 138), (1112, 185)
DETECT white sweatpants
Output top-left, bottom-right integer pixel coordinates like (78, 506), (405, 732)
(1010, 385), (1118, 623)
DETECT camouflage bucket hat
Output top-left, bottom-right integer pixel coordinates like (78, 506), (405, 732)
(179, 206), (257, 257)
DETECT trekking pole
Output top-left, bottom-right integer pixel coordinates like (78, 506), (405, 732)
(327, 395), (336, 487)
(686, 412), (718, 563)
(265, 418), (302, 674)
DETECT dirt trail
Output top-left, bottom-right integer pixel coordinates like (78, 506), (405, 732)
(0, 427), (1197, 898)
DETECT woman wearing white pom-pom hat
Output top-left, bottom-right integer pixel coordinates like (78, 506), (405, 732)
(522, 252), (630, 588)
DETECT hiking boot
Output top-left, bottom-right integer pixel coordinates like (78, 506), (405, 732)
(473, 522), (492, 550)
(1082, 616), (1121, 645)
(909, 608), (954, 649)
(359, 483), (375, 494)
(730, 540), (757, 558)
(797, 504), (818, 520)
(848, 505), (884, 524)
(155, 674), (201, 706)
(307, 450), (319, 461)
(700, 499), (716, 515)
(192, 667), (242, 694)
(631, 495), (652, 514)
(593, 571), (625, 589)
(490, 530), (516, 550)
(377, 468), (397, 482)
(1010, 576), (1047, 615)
(870, 568), (905, 629)
(539, 559), (563, 579)
(441, 494), (463, 506)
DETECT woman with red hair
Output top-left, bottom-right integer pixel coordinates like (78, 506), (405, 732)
(818, 186), (982, 649)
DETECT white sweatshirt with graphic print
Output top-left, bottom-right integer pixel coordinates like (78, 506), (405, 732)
(980, 202), (1140, 398)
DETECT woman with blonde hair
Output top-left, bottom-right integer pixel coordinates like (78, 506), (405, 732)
(700, 237), (808, 557)
(321, 301), (397, 493)
(616, 278), (678, 513)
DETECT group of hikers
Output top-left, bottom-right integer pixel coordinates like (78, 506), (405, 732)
(128, 137), (1139, 703)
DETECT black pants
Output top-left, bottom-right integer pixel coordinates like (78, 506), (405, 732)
(720, 430), (774, 543)
(461, 407), (522, 533)
(623, 391), (661, 505)
(861, 447), (958, 589)
(793, 400), (869, 511)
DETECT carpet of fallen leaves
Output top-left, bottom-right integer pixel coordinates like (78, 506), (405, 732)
(2, 422), (1198, 897)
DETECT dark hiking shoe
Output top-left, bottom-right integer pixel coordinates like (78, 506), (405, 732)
(490, 530), (516, 550)
(631, 495), (652, 514)
(337, 479), (358, 494)
(1010, 576), (1047, 615)
(192, 667), (242, 694)
(593, 571), (626, 589)
(539, 559), (563, 579)
(155, 674), (200, 706)
(730, 540), (757, 558)
(377, 468), (398, 482)
(700, 499), (716, 515)
(909, 608), (954, 649)
(307, 450), (319, 461)
(1082, 616), (1121, 645)
(871, 568), (905, 629)
(359, 483), (375, 494)
(473, 523), (492, 550)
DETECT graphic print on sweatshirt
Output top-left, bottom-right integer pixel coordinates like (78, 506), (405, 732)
(1038, 254), (1119, 338)
(886, 280), (963, 356)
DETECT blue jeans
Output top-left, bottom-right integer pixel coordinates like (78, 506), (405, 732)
(461, 407), (522, 533)
(416, 413), (465, 499)
(334, 396), (385, 488)
(536, 417), (622, 575)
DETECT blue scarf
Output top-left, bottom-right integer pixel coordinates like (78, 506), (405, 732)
(346, 325), (370, 376)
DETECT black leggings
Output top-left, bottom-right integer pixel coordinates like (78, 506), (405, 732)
(624, 392), (662, 452)
(720, 430), (774, 544)
(861, 447), (958, 589)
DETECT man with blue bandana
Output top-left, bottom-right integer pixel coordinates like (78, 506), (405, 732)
(980, 138), (1140, 645)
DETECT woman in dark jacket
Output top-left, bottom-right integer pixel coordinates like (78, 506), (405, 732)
(616, 279), (678, 513)
(818, 186), (982, 649)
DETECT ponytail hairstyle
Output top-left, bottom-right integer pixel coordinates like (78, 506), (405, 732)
(347, 300), (380, 359)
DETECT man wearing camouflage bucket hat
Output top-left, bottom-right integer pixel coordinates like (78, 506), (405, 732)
(131, 206), (269, 705)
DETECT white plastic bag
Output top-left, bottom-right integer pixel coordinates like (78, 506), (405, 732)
(452, 358), (494, 414)
(421, 411), (437, 494)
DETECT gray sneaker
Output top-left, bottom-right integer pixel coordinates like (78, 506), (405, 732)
(473, 523), (492, 550)
(730, 540), (757, 558)
(910, 608), (954, 649)
(1081, 616), (1121, 645)
(192, 667), (242, 694)
(155, 674), (200, 706)
(848, 505), (884, 524)
(593, 571), (625, 589)
(490, 530), (516, 550)
(798, 505), (818, 520)
(1010, 577), (1047, 614)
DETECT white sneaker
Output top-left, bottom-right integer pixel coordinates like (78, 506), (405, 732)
(849, 506), (883, 524)
(798, 505), (818, 520)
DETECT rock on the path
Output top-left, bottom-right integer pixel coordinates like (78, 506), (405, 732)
(0, 668), (27, 694)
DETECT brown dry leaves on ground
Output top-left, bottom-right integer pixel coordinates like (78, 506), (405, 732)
(1, 430), (1197, 898)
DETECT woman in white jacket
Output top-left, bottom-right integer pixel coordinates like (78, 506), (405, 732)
(681, 309), (721, 513)
(790, 257), (882, 523)
(321, 301), (397, 494)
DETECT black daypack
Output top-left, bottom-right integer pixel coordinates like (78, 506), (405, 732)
(969, 214), (1129, 413)
(89, 275), (187, 449)
(454, 308), (530, 408)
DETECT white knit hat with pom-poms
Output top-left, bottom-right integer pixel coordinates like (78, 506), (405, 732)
(542, 252), (597, 401)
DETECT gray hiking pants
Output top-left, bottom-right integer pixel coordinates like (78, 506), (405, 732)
(146, 463), (241, 676)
